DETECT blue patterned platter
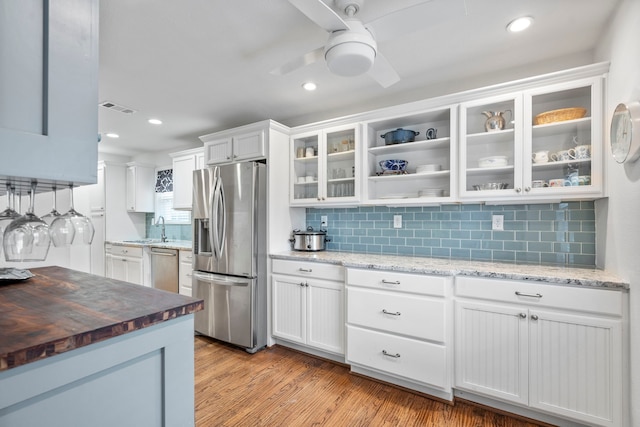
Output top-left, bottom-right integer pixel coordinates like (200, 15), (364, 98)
(379, 159), (408, 171)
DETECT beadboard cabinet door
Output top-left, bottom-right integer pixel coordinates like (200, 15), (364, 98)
(272, 275), (306, 345)
(454, 300), (529, 406)
(0, 0), (99, 185)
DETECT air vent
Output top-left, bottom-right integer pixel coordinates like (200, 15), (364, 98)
(99, 101), (137, 114)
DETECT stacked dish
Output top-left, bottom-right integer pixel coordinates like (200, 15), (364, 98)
(478, 156), (508, 168)
(418, 188), (443, 197)
(472, 182), (509, 191)
(415, 164), (441, 174)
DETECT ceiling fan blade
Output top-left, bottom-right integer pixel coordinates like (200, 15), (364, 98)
(288, 0), (352, 32)
(367, 52), (400, 88)
(367, 0), (465, 43)
(270, 47), (325, 76)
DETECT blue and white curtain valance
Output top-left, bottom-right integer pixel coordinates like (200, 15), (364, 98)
(155, 169), (173, 193)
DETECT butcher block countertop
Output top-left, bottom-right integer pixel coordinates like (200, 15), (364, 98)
(0, 266), (203, 371)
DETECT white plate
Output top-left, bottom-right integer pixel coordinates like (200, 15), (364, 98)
(378, 193), (416, 199)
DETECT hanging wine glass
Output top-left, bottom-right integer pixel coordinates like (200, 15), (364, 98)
(50, 184), (93, 247)
(41, 186), (63, 226)
(0, 184), (21, 257)
(3, 182), (51, 262)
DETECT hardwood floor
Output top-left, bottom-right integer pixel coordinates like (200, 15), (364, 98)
(194, 336), (545, 427)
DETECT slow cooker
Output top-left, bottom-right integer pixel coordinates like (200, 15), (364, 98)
(289, 227), (331, 251)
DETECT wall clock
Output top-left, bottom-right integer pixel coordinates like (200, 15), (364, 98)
(610, 101), (640, 163)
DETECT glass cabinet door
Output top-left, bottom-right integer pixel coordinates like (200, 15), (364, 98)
(524, 79), (601, 195)
(460, 94), (522, 198)
(291, 132), (320, 202)
(324, 126), (357, 201)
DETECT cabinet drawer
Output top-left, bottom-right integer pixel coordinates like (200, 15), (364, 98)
(347, 325), (448, 389)
(272, 259), (344, 282)
(347, 287), (445, 342)
(347, 268), (448, 297)
(179, 250), (193, 263)
(179, 266), (193, 288)
(455, 276), (623, 316)
(108, 245), (143, 258)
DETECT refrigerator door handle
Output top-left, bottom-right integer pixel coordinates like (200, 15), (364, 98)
(217, 177), (227, 258)
(193, 271), (249, 286)
(210, 169), (220, 259)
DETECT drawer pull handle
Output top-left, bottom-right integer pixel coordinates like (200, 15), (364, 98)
(515, 291), (542, 298)
(381, 280), (400, 285)
(382, 350), (400, 358)
(531, 314), (539, 321)
(298, 268), (312, 273)
(382, 309), (401, 316)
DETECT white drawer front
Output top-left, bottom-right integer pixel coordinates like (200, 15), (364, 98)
(272, 259), (344, 282)
(179, 250), (193, 263)
(455, 276), (623, 316)
(347, 268), (448, 297)
(347, 325), (448, 389)
(109, 245), (143, 257)
(347, 287), (445, 343)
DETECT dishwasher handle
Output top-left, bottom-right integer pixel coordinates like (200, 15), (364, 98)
(193, 271), (249, 286)
(151, 251), (177, 257)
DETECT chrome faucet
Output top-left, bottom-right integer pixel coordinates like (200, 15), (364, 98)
(156, 216), (167, 242)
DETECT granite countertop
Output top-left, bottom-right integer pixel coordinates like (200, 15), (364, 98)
(271, 251), (629, 290)
(0, 266), (203, 371)
(107, 239), (192, 250)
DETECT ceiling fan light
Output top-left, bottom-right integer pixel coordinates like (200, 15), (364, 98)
(325, 42), (375, 76)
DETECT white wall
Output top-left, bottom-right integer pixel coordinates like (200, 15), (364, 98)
(594, 1), (640, 425)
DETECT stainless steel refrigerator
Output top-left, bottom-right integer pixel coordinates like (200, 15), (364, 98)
(192, 161), (267, 353)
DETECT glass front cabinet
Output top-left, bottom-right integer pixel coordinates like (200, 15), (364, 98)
(290, 124), (360, 206)
(459, 76), (603, 201)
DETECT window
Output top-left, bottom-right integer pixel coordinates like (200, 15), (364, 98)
(154, 168), (190, 224)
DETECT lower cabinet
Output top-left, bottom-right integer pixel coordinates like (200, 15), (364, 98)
(178, 250), (193, 296)
(105, 244), (144, 286)
(272, 259), (344, 355)
(346, 268), (453, 401)
(455, 276), (625, 427)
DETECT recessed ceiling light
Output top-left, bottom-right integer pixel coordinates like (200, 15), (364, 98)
(148, 118), (163, 125)
(302, 82), (317, 91)
(105, 133), (119, 138)
(507, 16), (533, 33)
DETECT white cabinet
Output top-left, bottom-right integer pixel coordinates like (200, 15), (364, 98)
(125, 162), (155, 212)
(454, 276), (625, 427)
(200, 121), (277, 165)
(0, 0), (99, 186)
(178, 249), (193, 297)
(346, 268), (453, 400)
(290, 123), (360, 206)
(105, 244), (144, 286)
(272, 259), (345, 355)
(170, 148), (204, 210)
(362, 106), (456, 203)
(459, 76), (604, 202)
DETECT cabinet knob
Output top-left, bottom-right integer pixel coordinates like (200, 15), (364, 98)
(233, 155), (238, 158)
(515, 187), (522, 193)
(519, 313), (527, 319)
(299, 282), (305, 287)
(226, 156), (231, 160)
(122, 258), (127, 262)
(531, 314), (539, 321)
(317, 197), (321, 201)
(525, 186), (531, 192)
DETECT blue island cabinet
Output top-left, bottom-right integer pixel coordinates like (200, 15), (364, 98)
(0, 0), (99, 187)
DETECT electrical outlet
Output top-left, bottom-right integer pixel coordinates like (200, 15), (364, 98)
(393, 215), (402, 229)
(492, 215), (504, 231)
(321, 215), (328, 228)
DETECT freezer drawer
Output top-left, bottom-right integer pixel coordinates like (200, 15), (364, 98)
(193, 271), (257, 350)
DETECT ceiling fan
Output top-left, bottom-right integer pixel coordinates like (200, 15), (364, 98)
(272, 0), (437, 88)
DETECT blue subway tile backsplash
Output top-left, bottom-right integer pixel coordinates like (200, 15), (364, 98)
(307, 202), (596, 267)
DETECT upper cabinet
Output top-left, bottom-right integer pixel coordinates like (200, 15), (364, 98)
(290, 123), (360, 206)
(363, 106), (456, 203)
(0, 0), (99, 188)
(459, 77), (603, 202)
(170, 147), (205, 210)
(125, 162), (155, 212)
(200, 121), (272, 165)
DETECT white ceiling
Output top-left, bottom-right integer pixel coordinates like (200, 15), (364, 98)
(98, 0), (619, 156)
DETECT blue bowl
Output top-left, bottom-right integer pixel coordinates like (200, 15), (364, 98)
(379, 159), (408, 171)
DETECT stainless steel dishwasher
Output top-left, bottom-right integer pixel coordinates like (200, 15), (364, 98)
(151, 248), (178, 293)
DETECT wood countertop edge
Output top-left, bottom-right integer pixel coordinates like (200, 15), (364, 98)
(0, 300), (204, 372)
